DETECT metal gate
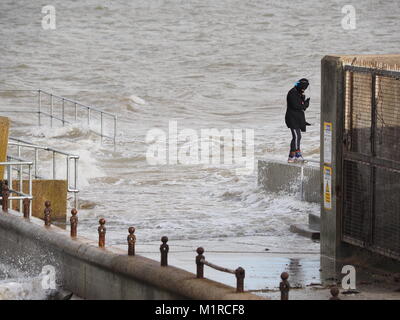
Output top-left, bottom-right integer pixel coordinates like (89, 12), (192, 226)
(342, 65), (400, 260)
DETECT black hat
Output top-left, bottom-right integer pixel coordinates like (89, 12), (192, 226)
(295, 78), (309, 90)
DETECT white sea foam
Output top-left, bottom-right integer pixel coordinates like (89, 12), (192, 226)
(128, 94), (146, 105)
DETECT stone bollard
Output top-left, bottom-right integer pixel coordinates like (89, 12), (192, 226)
(44, 200), (52, 226)
(70, 209), (78, 237)
(98, 218), (106, 248)
(235, 267), (245, 293)
(127, 227), (136, 256)
(23, 198), (30, 218)
(329, 286), (340, 300)
(160, 236), (169, 266)
(2, 182), (9, 212)
(279, 272), (290, 300)
(196, 247), (205, 279)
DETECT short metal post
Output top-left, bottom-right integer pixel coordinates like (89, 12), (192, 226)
(66, 156), (69, 190)
(329, 287), (340, 300)
(34, 148), (39, 178)
(8, 165), (12, 211)
(160, 236), (169, 266)
(74, 103), (78, 121)
(127, 227), (136, 256)
(279, 272), (290, 300)
(98, 218), (106, 248)
(70, 208), (78, 237)
(235, 267), (245, 293)
(74, 158), (78, 209)
(38, 90), (42, 126)
(44, 200), (52, 226)
(19, 162), (22, 213)
(2, 182), (9, 212)
(23, 198), (30, 218)
(52, 151), (56, 180)
(28, 164), (32, 217)
(50, 94), (53, 128)
(62, 98), (65, 126)
(87, 107), (91, 126)
(196, 247), (205, 278)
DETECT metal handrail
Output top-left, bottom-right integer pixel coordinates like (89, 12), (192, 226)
(38, 89), (117, 143)
(7, 137), (79, 208)
(0, 89), (117, 144)
(196, 247), (245, 293)
(0, 160), (33, 216)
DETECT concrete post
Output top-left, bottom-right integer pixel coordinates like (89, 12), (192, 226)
(320, 56), (345, 283)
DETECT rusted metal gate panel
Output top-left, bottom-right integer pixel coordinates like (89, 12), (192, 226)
(343, 65), (400, 260)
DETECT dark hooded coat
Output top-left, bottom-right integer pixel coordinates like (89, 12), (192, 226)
(285, 87), (308, 132)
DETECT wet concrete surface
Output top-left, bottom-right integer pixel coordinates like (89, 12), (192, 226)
(118, 236), (400, 300)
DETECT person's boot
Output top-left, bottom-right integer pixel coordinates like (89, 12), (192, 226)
(288, 152), (296, 163)
(294, 150), (305, 162)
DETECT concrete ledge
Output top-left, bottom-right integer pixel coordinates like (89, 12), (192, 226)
(290, 224), (320, 240)
(258, 159), (321, 203)
(0, 210), (264, 300)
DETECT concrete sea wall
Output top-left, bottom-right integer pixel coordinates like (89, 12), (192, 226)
(0, 210), (263, 300)
(258, 159), (320, 204)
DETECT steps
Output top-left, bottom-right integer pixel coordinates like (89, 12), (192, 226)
(290, 211), (321, 240)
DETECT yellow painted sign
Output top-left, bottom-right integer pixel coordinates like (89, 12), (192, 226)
(324, 166), (332, 210)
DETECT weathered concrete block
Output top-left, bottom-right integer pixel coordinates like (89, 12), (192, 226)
(258, 159), (321, 204)
(12, 180), (67, 222)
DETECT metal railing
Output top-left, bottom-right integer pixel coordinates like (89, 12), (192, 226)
(195, 247), (245, 293)
(0, 160), (33, 216)
(0, 89), (117, 144)
(7, 137), (79, 208)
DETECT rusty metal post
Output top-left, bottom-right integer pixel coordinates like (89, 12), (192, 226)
(98, 218), (106, 248)
(160, 236), (169, 266)
(70, 208), (78, 237)
(127, 227), (136, 256)
(23, 198), (30, 218)
(235, 267), (245, 293)
(44, 200), (52, 226)
(329, 286), (340, 300)
(279, 272), (290, 300)
(2, 182), (9, 212)
(196, 247), (205, 278)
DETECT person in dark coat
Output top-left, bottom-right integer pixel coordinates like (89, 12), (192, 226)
(285, 78), (310, 162)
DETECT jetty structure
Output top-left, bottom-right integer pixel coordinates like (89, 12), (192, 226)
(259, 54), (400, 281)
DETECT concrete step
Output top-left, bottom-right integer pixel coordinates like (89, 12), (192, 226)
(290, 224), (320, 240)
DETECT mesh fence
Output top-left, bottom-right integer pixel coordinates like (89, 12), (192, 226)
(343, 66), (400, 260)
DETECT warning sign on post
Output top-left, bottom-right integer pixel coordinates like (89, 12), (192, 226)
(324, 122), (332, 165)
(324, 166), (332, 210)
